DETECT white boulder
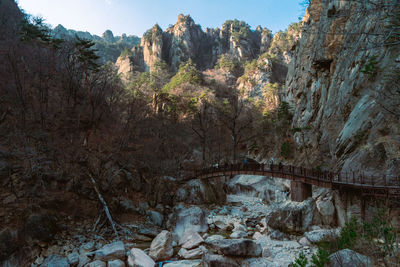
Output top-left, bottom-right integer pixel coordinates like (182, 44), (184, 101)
(127, 248), (155, 267)
(149, 230), (173, 261)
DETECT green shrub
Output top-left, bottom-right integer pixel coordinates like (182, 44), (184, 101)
(162, 60), (202, 92)
(292, 210), (398, 267)
(215, 54), (242, 75)
(292, 252), (308, 267)
(290, 125), (311, 133)
(310, 248), (330, 267)
(280, 142), (292, 158)
(143, 24), (163, 43)
(354, 130), (367, 147)
(223, 19), (252, 42)
(120, 47), (132, 58)
(360, 55), (379, 80)
(278, 101), (292, 119)
(337, 217), (359, 250)
(362, 208), (397, 254)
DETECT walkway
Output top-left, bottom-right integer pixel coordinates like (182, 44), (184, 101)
(185, 163), (400, 199)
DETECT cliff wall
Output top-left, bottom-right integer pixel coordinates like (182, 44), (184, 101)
(285, 0), (400, 176)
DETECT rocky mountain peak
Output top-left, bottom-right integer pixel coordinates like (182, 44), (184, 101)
(177, 13), (195, 24)
(143, 24), (163, 41)
(102, 29), (115, 43)
(117, 15), (276, 75)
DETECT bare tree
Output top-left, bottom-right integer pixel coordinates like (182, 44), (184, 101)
(188, 89), (216, 165)
(217, 95), (257, 163)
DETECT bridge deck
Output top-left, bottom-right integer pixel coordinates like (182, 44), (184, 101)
(184, 163), (400, 199)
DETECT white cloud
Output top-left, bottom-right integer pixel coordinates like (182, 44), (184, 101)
(105, 0), (116, 5)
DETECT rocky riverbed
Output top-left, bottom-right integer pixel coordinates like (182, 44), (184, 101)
(27, 175), (374, 267)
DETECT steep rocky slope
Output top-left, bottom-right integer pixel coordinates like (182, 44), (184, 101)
(285, 0), (400, 176)
(237, 23), (301, 101)
(118, 14), (273, 74)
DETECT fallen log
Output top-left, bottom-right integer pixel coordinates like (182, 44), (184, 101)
(89, 174), (120, 240)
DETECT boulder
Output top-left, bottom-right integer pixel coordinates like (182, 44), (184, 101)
(138, 227), (159, 238)
(80, 242), (95, 253)
(241, 258), (275, 267)
(163, 260), (202, 267)
(232, 222), (247, 232)
(329, 249), (372, 267)
(210, 239), (261, 257)
(298, 236), (311, 246)
(175, 179), (226, 205)
(178, 246), (207, 259)
(172, 205), (208, 240)
(204, 235), (224, 246)
(269, 230), (287, 240)
(179, 230), (204, 249)
(94, 241), (125, 261)
(24, 213), (59, 242)
(203, 254), (239, 267)
(42, 245), (61, 258)
(127, 248), (155, 267)
(268, 251), (298, 266)
(212, 215), (233, 231)
(138, 202), (150, 215)
(146, 211), (164, 227)
(67, 252), (79, 266)
(252, 232), (265, 241)
(133, 233), (152, 242)
(108, 259), (126, 267)
(39, 254), (69, 267)
(77, 254), (90, 267)
(149, 230), (173, 261)
(227, 175), (288, 203)
(333, 191), (347, 227)
(267, 198), (318, 233)
(86, 260), (106, 267)
(316, 195), (335, 225)
(304, 229), (339, 243)
(119, 198), (136, 212)
(230, 231), (247, 239)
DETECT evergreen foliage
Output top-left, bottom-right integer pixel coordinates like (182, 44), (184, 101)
(74, 37), (100, 71)
(215, 54), (242, 75)
(163, 60), (202, 93)
(310, 248), (330, 267)
(292, 252), (308, 267)
(223, 19), (252, 42)
(360, 55), (379, 80)
(292, 209), (399, 267)
(143, 24), (163, 42)
(120, 47), (133, 59)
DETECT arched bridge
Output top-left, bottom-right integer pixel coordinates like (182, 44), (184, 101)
(184, 163), (400, 202)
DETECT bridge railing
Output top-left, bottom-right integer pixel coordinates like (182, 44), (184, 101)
(191, 163), (400, 188)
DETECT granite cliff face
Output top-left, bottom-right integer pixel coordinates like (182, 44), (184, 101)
(285, 0), (400, 175)
(237, 23), (301, 101)
(164, 15), (207, 72)
(118, 14), (273, 74)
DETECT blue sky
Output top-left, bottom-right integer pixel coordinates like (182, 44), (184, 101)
(17, 0), (304, 37)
